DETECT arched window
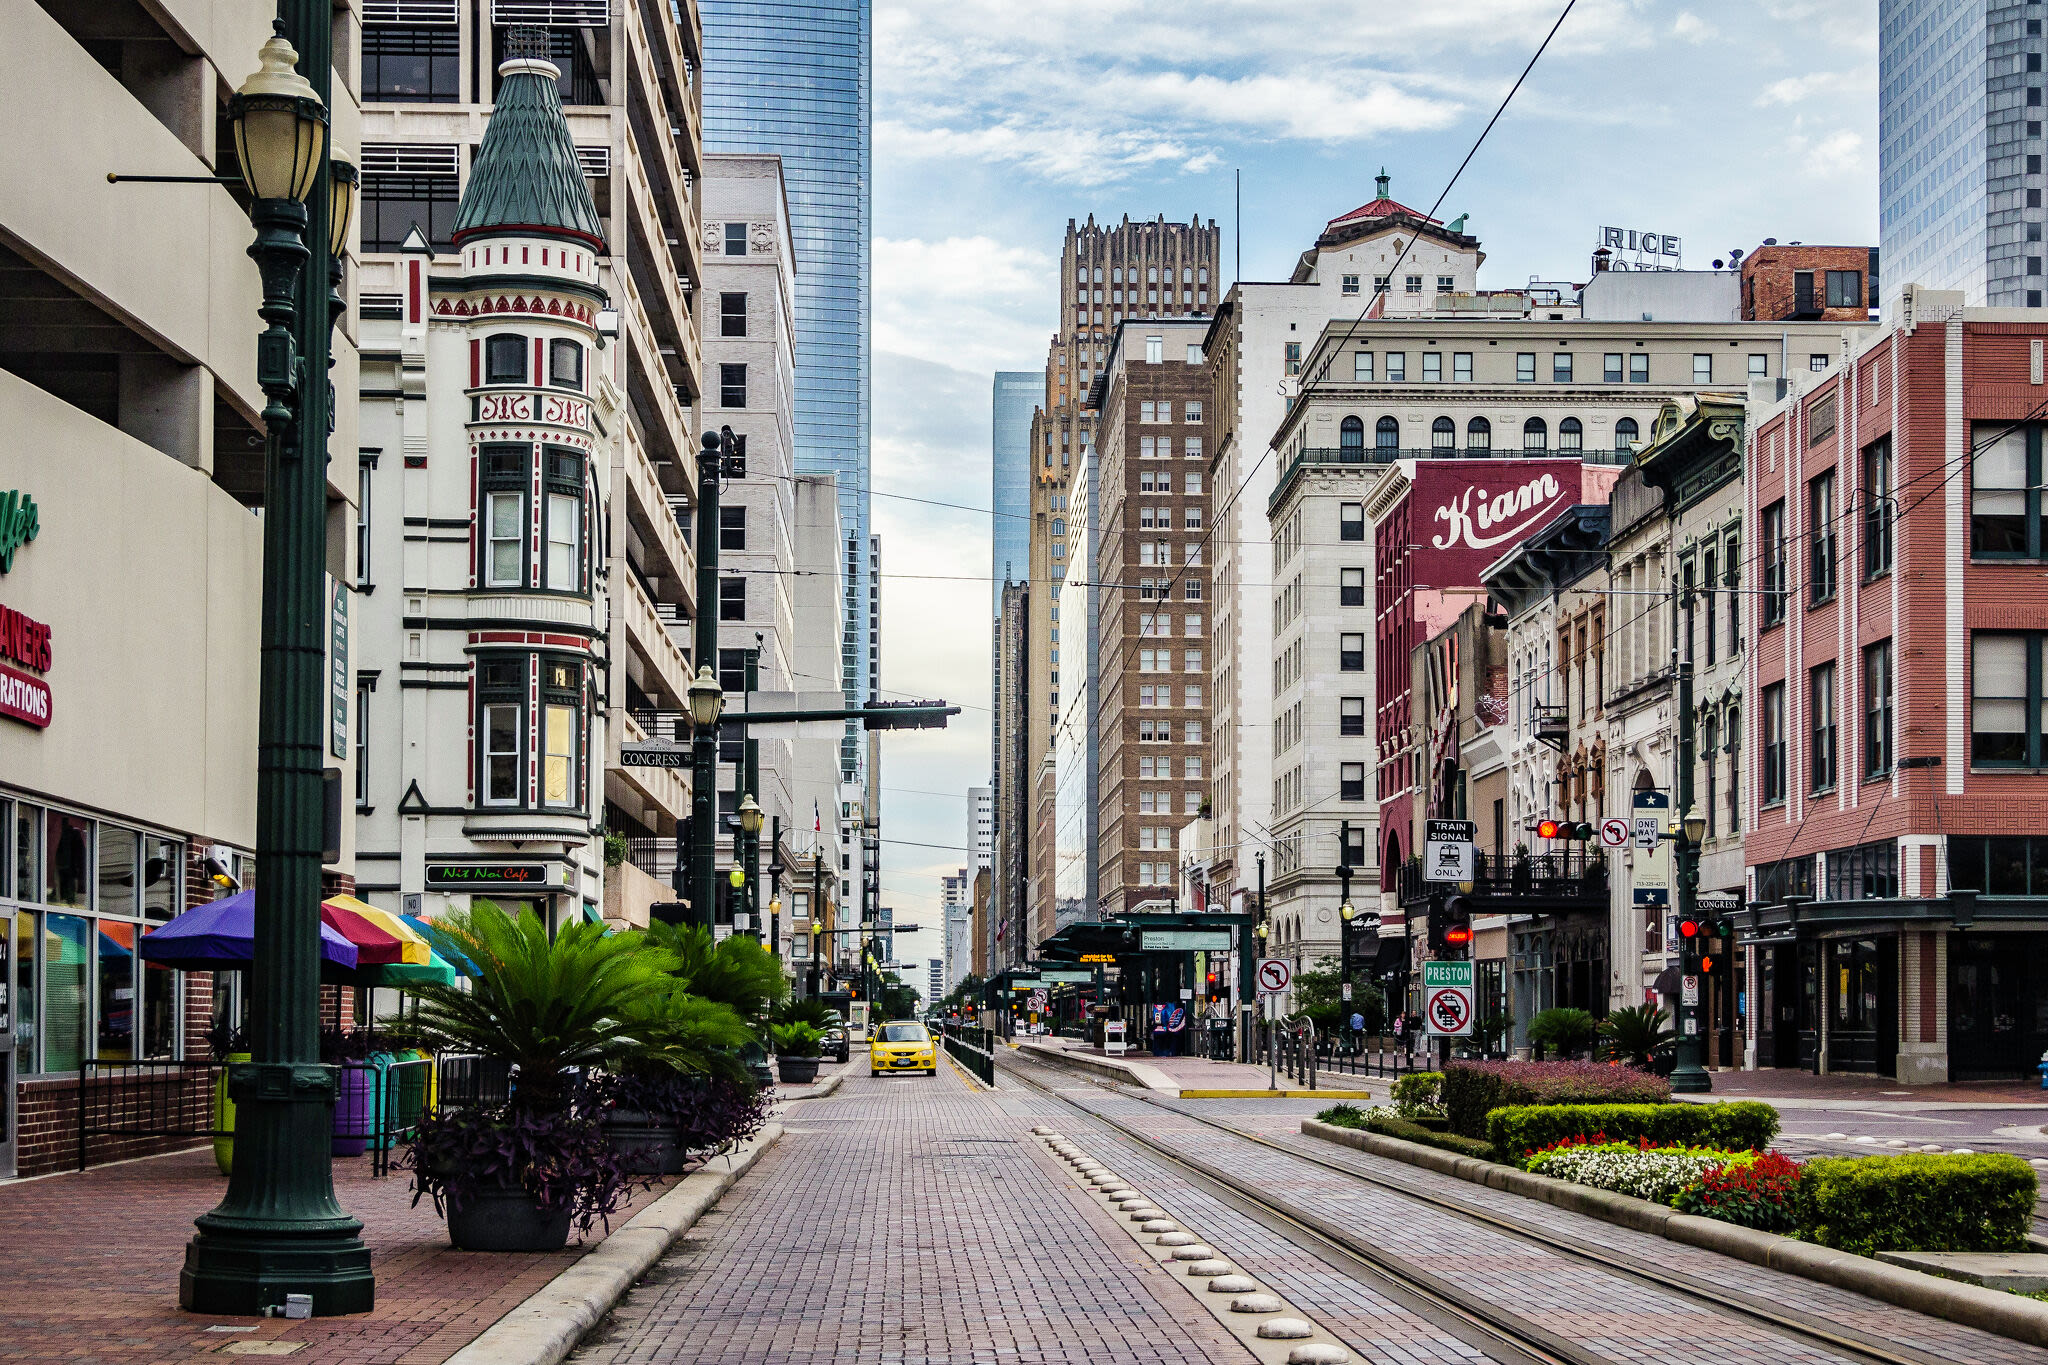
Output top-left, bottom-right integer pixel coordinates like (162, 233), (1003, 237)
(1559, 417), (1583, 451)
(1615, 416), (1639, 451)
(1432, 416), (1456, 451)
(1467, 416), (1492, 451)
(1340, 415), (1364, 451)
(1703, 715), (1720, 835)
(1051, 518), (1066, 536)
(1523, 417), (1548, 451)
(1376, 415), (1400, 451)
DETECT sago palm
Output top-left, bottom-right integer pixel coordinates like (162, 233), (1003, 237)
(617, 983), (755, 1083)
(1597, 1003), (1676, 1070)
(410, 901), (677, 1113)
(645, 920), (789, 1024)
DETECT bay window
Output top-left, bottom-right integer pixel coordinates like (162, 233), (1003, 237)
(485, 333), (527, 385)
(541, 659), (583, 808)
(480, 657), (525, 805)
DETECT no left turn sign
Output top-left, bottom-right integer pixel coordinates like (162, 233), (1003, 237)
(1256, 958), (1293, 994)
(1599, 817), (1630, 849)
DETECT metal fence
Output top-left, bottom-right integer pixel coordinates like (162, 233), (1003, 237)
(940, 1024), (996, 1086)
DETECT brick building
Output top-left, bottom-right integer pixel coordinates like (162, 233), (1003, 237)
(1740, 243), (1878, 325)
(1088, 317), (1214, 920)
(1745, 287), (2048, 1082)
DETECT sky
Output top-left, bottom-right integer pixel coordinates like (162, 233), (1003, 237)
(864, 0), (1879, 987)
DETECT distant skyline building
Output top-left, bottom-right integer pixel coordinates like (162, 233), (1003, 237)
(967, 786), (994, 870)
(703, 0), (876, 775)
(1879, 0), (2042, 307)
(992, 371), (1038, 614)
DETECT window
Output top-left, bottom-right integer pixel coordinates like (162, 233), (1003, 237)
(364, 24), (459, 102)
(357, 456), (374, 584)
(1972, 632), (2041, 765)
(1340, 416), (1364, 454)
(1862, 436), (1892, 577)
(362, 166), (458, 251)
(1184, 649), (1203, 672)
(1186, 580), (1203, 601)
(1405, 275), (1423, 294)
(1340, 568), (1366, 606)
(1629, 353), (1650, 383)
(1558, 417), (1583, 451)
(1810, 354), (1830, 372)
(485, 334), (527, 384)
(1809, 470), (1837, 604)
(1185, 721), (1203, 743)
(1185, 472), (1203, 495)
(724, 222), (747, 256)
(1826, 270), (1863, 309)
(1183, 507), (1202, 529)
(1432, 416), (1455, 450)
(1186, 400), (1204, 423)
(1761, 500), (1787, 626)
(1353, 352), (1374, 382)
(1948, 836), (2048, 894)
(480, 658), (525, 805)
(1385, 352), (1406, 383)
(1864, 639), (1893, 779)
(1185, 613), (1203, 636)
(1341, 763), (1366, 801)
(1438, 276), (1455, 293)
(1186, 683), (1203, 707)
(1615, 417), (1638, 451)
(1523, 417), (1547, 451)
(1185, 756), (1203, 779)
(1749, 353), (1769, 377)
(1604, 353), (1623, 383)
(720, 291), (747, 337)
(1285, 342), (1302, 376)
(545, 490), (580, 590)
(1342, 273), (1360, 295)
(1703, 715), (1719, 836)
(1453, 352), (1472, 382)
(1810, 663), (1837, 792)
(719, 576), (747, 621)
(1184, 436), (1203, 459)
(718, 647), (747, 695)
(1467, 416), (1492, 451)
(1340, 503), (1364, 541)
(1187, 344), (1202, 364)
(1553, 353), (1573, 383)
(1517, 353), (1537, 382)
(1376, 416), (1400, 452)
(1693, 354), (1713, 383)
(548, 338), (583, 391)
(1340, 697), (1365, 736)
(1423, 352), (1442, 382)
(1146, 336), (1164, 364)
(1725, 536), (1741, 650)
(1340, 634), (1365, 671)
(1762, 681), (1787, 803)
(540, 659), (582, 808)
(720, 363), (747, 408)
(1702, 548), (1718, 666)
(1825, 840), (1898, 901)
(720, 505), (747, 551)
(1972, 425), (2040, 556)
(481, 444), (528, 587)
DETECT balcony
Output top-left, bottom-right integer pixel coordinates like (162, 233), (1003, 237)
(622, 419), (694, 610)
(1396, 846), (1609, 914)
(621, 561), (694, 707)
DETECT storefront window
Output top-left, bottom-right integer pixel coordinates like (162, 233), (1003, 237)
(14, 913), (34, 1074)
(142, 958), (178, 1059)
(46, 813), (90, 908)
(14, 803), (40, 903)
(99, 828), (136, 916)
(43, 914), (89, 1073)
(98, 922), (135, 1060)
(141, 837), (179, 922)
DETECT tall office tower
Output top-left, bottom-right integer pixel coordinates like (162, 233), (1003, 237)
(994, 584), (1031, 972)
(1880, 1), (2045, 306)
(967, 786), (994, 870)
(354, 2), (705, 927)
(703, 1), (874, 777)
(941, 869), (972, 993)
(1020, 215), (1220, 950)
(992, 373), (1039, 610)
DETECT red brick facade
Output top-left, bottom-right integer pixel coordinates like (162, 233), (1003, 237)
(1741, 244), (1875, 324)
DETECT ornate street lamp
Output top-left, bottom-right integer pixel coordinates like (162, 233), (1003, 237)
(183, 18), (373, 1318)
(738, 792), (764, 836)
(687, 664), (725, 729)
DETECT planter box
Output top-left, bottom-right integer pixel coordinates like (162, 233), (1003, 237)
(776, 1056), (821, 1085)
(602, 1109), (681, 1176)
(446, 1183), (572, 1252)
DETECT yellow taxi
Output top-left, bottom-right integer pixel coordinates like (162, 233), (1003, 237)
(869, 1020), (937, 1076)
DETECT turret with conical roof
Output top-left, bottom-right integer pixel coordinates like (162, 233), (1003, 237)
(454, 32), (606, 251)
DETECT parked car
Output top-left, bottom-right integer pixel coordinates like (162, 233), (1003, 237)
(821, 1024), (850, 1064)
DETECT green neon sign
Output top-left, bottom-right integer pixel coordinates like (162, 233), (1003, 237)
(0, 490), (38, 574)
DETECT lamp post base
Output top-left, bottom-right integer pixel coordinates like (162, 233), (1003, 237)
(180, 1228), (375, 1317)
(1669, 1059), (1713, 1094)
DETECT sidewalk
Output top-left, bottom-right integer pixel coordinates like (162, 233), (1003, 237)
(1017, 1035), (1386, 1098)
(0, 1144), (684, 1363)
(1697, 1067), (2048, 1109)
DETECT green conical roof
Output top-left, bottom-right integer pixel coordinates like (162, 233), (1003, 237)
(454, 56), (605, 250)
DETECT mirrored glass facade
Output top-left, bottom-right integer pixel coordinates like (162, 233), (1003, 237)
(992, 371), (1039, 617)
(704, 0), (873, 775)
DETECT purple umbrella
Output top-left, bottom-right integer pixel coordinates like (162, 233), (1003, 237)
(138, 889), (359, 972)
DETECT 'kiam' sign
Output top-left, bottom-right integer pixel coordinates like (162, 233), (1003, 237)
(0, 489), (38, 573)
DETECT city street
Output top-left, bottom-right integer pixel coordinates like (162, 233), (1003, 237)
(568, 1048), (2048, 1365)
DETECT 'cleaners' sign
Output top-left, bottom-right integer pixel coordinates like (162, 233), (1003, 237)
(0, 602), (51, 729)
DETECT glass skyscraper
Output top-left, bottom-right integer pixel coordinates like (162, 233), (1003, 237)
(991, 371), (1038, 616)
(1880, 0), (2043, 307)
(703, 1), (873, 775)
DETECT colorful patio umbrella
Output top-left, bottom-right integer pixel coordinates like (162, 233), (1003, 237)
(319, 900), (406, 965)
(322, 896), (432, 964)
(401, 913), (480, 977)
(137, 890), (359, 972)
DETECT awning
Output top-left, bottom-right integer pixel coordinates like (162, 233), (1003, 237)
(1369, 936), (1409, 973)
(1651, 965), (1681, 996)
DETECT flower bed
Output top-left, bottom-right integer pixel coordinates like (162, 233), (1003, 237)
(1527, 1136), (1743, 1204)
(1490, 1100), (1780, 1162)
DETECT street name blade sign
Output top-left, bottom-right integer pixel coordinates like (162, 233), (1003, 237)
(1256, 958), (1293, 995)
(1424, 819), (1476, 884)
(1422, 960), (1475, 1037)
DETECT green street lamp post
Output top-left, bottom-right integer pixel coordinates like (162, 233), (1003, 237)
(1667, 656), (1713, 1095)
(181, 14), (375, 1316)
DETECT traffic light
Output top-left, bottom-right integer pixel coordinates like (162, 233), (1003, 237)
(1677, 917), (1703, 973)
(1428, 898), (1473, 955)
(1535, 819), (1596, 841)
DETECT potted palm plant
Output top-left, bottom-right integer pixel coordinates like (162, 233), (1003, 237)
(402, 902), (675, 1251)
(771, 1022), (824, 1084)
(1597, 1003), (1677, 1074)
(649, 921), (788, 1087)
(599, 983), (755, 1174)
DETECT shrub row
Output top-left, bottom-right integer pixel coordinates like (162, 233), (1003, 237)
(1441, 1060), (1671, 1138)
(1796, 1153), (2035, 1256)
(1488, 1102), (1780, 1162)
(1313, 1104), (1494, 1161)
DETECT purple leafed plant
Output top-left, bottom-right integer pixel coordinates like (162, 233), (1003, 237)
(402, 1102), (646, 1236)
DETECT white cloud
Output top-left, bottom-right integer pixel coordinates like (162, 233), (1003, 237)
(1673, 10), (1714, 42)
(873, 236), (1053, 374)
(1755, 66), (1876, 107)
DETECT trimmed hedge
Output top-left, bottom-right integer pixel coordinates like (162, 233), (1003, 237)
(1796, 1153), (2036, 1257)
(1441, 1060), (1672, 1138)
(1359, 1113), (1497, 1162)
(1488, 1101), (1780, 1163)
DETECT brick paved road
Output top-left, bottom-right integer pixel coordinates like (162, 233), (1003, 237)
(1013, 1055), (2048, 1365)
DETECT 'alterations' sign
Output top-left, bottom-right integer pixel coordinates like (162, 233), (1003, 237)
(0, 602), (51, 729)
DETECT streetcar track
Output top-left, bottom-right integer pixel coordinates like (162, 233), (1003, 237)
(1000, 1049), (1960, 1365)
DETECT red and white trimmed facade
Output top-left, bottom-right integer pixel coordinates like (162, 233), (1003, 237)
(353, 217), (619, 927)
(1745, 287), (2048, 1082)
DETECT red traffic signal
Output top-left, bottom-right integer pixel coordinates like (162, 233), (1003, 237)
(1537, 819), (1562, 839)
(1445, 924), (1473, 945)
(1678, 919), (1701, 939)
(1536, 819), (1596, 840)
(1699, 954), (1717, 975)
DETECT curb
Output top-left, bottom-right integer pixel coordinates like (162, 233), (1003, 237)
(778, 1066), (847, 1102)
(1015, 1041), (1182, 1094)
(1179, 1088), (1380, 1100)
(442, 1121), (784, 1365)
(1300, 1118), (2048, 1349)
